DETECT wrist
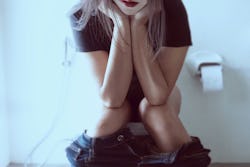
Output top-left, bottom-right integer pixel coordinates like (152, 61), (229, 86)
(131, 23), (147, 35)
(113, 16), (129, 28)
(114, 21), (130, 34)
(113, 21), (131, 45)
(130, 15), (148, 28)
(131, 18), (146, 27)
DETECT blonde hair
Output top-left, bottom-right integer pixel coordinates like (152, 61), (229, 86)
(68, 0), (166, 52)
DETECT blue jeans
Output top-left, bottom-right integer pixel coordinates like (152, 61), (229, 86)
(66, 128), (211, 167)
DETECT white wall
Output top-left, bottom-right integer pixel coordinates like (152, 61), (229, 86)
(0, 62), (9, 167)
(0, 0), (10, 165)
(0, 65), (10, 167)
(180, 0), (250, 163)
(4, 0), (250, 165)
(4, 0), (79, 164)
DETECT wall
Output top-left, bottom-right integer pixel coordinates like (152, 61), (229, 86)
(0, 59), (9, 167)
(4, 0), (79, 164)
(4, 0), (250, 164)
(0, 0), (10, 165)
(0, 60), (10, 167)
(180, 0), (250, 162)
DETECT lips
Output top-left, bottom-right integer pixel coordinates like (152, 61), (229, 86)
(121, 0), (138, 7)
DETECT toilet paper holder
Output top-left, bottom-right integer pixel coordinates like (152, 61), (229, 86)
(186, 51), (223, 76)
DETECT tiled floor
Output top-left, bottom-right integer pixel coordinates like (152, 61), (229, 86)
(8, 163), (250, 167)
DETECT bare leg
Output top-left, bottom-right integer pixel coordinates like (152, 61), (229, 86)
(139, 86), (191, 153)
(87, 100), (131, 137)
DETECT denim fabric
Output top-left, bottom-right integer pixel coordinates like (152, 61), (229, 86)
(136, 136), (211, 167)
(170, 136), (211, 167)
(66, 128), (141, 167)
(66, 128), (211, 167)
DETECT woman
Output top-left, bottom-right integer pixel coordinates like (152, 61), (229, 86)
(66, 0), (211, 166)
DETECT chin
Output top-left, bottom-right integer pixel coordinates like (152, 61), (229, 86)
(121, 9), (141, 16)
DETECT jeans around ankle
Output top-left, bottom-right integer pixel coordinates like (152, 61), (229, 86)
(65, 128), (211, 167)
(66, 128), (141, 167)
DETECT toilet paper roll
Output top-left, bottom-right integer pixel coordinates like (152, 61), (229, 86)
(200, 65), (223, 92)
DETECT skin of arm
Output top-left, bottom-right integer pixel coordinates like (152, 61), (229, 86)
(131, 23), (168, 105)
(97, 3), (133, 108)
(130, 7), (189, 106)
(157, 46), (189, 96)
(100, 22), (133, 108)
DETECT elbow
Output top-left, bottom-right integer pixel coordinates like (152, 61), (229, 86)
(102, 98), (124, 108)
(100, 89), (124, 108)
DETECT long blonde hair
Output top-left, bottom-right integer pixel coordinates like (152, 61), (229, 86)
(68, 0), (166, 52)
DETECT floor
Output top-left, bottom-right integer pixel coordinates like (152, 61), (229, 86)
(211, 164), (250, 167)
(8, 163), (250, 167)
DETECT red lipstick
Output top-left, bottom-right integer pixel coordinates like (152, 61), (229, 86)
(121, 0), (138, 7)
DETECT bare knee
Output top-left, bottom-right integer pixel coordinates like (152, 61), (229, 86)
(88, 100), (131, 137)
(102, 100), (131, 113)
(101, 100), (132, 124)
(139, 86), (182, 120)
(138, 97), (167, 124)
(138, 97), (152, 120)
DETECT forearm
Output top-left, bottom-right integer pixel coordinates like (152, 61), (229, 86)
(100, 23), (133, 108)
(131, 24), (168, 105)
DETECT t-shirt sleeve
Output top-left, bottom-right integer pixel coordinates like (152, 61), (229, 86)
(164, 0), (192, 47)
(69, 10), (111, 52)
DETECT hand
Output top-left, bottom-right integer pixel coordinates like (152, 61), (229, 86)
(131, 4), (161, 27)
(98, 1), (129, 26)
(130, 4), (149, 26)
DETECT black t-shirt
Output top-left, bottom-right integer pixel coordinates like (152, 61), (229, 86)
(70, 0), (192, 52)
(69, 0), (192, 121)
